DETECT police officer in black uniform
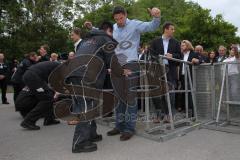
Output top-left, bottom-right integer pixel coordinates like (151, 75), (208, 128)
(11, 52), (38, 104)
(69, 23), (131, 153)
(20, 61), (60, 130)
(0, 53), (10, 104)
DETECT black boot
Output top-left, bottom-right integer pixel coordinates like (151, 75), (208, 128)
(20, 121), (40, 130)
(72, 141), (97, 153)
(90, 134), (102, 142)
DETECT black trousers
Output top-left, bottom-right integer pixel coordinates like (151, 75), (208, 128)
(152, 68), (177, 116)
(13, 83), (25, 104)
(15, 89), (38, 117)
(22, 71), (54, 124)
(72, 99), (98, 148)
(177, 75), (194, 115)
(23, 90), (54, 123)
(72, 98), (98, 148)
(68, 76), (100, 148)
(0, 79), (8, 103)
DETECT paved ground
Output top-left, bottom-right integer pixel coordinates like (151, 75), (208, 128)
(1, 94), (240, 160)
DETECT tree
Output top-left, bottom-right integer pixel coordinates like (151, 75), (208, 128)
(1, 0), (239, 59)
(73, 0), (240, 50)
(73, 0), (134, 30)
(0, 0), (74, 59)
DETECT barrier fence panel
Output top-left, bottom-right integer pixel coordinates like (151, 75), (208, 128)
(216, 62), (240, 121)
(134, 55), (201, 142)
(193, 64), (214, 120)
(201, 62), (240, 134)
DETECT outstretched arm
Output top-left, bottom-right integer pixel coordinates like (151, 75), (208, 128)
(135, 7), (161, 33)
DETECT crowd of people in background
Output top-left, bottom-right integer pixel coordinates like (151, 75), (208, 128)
(0, 5), (239, 154)
(139, 41), (239, 65)
(138, 22), (240, 122)
(0, 44), (78, 132)
(0, 46), (76, 104)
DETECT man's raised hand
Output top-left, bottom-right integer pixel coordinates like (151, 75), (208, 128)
(148, 7), (161, 18)
(84, 21), (93, 30)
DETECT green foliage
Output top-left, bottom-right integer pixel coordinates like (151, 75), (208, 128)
(0, 0), (239, 60)
(0, 0), (73, 59)
(74, 0), (240, 50)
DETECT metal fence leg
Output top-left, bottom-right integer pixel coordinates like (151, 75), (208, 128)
(184, 65), (189, 119)
(225, 65), (230, 122)
(186, 66), (197, 121)
(140, 67), (144, 113)
(192, 65), (197, 119)
(163, 65), (174, 130)
(144, 69), (150, 130)
(216, 64), (227, 123)
(211, 65), (216, 120)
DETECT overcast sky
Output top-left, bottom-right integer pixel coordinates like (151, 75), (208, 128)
(186, 0), (240, 35)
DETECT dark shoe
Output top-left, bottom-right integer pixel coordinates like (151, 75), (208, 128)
(72, 141), (97, 153)
(2, 101), (9, 104)
(90, 134), (102, 142)
(153, 118), (161, 123)
(177, 107), (183, 112)
(107, 128), (120, 136)
(163, 115), (171, 123)
(20, 121), (40, 130)
(120, 132), (133, 141)
(43, 119), (60, 126)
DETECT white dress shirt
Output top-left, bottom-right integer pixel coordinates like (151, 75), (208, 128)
(74, 39), (82, 52)
(223, 56), (239, 75)
(182, 51), (190, 75)
(162, 35), (170, 65)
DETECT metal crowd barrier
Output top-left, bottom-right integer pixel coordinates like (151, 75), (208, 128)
(193, 62), (240, 134)
(97, 54), (201, 142)
(137, 54), (200, 141)
(98, 58), (240, 141)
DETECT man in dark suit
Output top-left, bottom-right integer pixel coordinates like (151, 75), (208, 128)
(11, 52), (38, 104)
(20, 61), (60, 130)
(0, 53), (10, 104)
(216, 45), (227, 62)
(70, 28), (82, 55)
(194, 45), (209, 63)
(149, 22), (181, 122)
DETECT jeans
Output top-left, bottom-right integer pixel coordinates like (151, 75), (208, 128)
(115, 62), (139, 133)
